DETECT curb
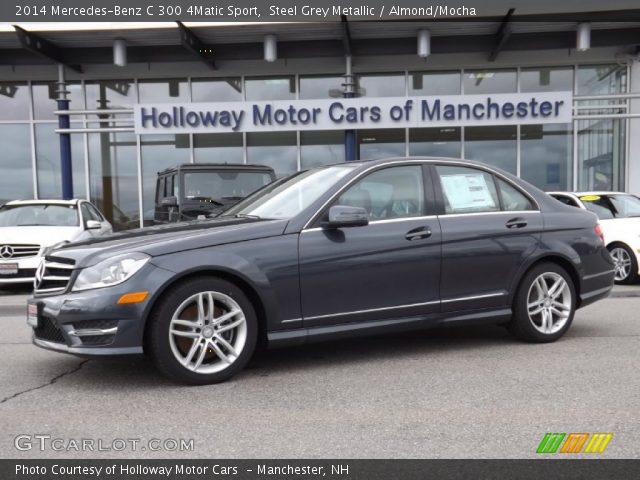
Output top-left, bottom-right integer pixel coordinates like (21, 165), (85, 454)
(609, 291), (640, 298)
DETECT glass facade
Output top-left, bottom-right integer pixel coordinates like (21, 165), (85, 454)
(0, 64), (629, 229)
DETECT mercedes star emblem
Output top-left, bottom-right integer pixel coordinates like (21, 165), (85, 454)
(0, 245), (14, 259)
(34, 261), (46, 290)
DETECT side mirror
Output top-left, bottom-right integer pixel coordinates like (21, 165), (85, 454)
(85, 220), (102, 230)
(161, 196), (178, 207)
(323, 205), (369, 229)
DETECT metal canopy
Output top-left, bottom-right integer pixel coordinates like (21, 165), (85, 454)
(489, 8), (515, 61)
(176, 21), (217, 70)
(12, 25), (81, 72)
(1, 15), (639, 67)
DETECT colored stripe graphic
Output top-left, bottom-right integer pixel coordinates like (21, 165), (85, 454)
(584, 433), (613, 453)
(560, 433), (589, 453)
(536, 433), (566, 453)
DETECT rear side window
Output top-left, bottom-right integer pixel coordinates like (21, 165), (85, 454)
(552, 194), (579, 207)
(436, 165), (500, 214)
(156, 177), (165, 203)
(496, 179), (534, 211)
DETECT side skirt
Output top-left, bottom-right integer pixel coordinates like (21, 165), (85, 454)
(267, 307), (512, 348)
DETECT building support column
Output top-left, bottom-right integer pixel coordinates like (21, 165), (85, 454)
(56, 64), (73, 199)
(343, 55), (357, 161)
(628, 57), (640, 194)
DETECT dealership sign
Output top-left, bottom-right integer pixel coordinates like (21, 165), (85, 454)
(134, 92), (572, 134)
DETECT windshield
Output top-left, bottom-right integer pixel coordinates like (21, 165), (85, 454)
(0, 204), (79, 227)
(580, 194), (640, 219)
(223, 165), (358, 220)
(183, 171), (274, 201)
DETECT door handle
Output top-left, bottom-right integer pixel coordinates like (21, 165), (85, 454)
(505, 217), (528, 229)
(405, 226), (432, 241)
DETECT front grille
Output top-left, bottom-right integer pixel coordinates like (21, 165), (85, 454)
(34, 316), (65, 344)
(0, 244), (40, 259)
(34, 256), (75, 295)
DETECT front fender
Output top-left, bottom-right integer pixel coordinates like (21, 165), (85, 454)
(144, 235), (300, 333)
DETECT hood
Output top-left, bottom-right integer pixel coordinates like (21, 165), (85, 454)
(51, 217), (288, 267)
(0, 226), (82, 248)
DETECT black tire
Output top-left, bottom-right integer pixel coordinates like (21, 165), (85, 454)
(507, 262), (576, 343)
(147, 276), (258, 385)
(607, 243), (639, 285)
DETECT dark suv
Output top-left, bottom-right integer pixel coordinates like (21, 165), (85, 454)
(154, 163), (275, 223)
(29, 157), (614, 385)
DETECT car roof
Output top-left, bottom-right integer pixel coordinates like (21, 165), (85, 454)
(336, 156), (516, 171)
(158, 163), (276, 175)
(547, 191), (629, 197)
(4, 199), (82, 206)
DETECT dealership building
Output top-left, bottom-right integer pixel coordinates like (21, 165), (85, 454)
(1, 3), (640, 230)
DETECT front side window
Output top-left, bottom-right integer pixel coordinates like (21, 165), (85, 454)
(87, 204), (104, 221)
(224, 165), (357, 220)
(436, 166), (500, 214)
(335, 166), (425, 221)
(0, 204), (79, 227)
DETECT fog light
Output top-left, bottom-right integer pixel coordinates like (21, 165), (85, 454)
(117, 291), (149, 305)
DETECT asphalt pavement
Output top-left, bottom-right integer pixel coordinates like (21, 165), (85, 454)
(0, 286), (638, 459)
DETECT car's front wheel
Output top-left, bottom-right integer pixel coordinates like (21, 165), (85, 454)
(508, 263), (576, 343)
(608, 243), (638, 284)
(147, 277), (257, 385)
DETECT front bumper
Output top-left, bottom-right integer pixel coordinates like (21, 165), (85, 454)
(0, 256), (41, 284)
(29, 262), (174, 357)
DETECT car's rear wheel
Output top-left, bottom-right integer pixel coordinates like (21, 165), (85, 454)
(147, 277), (257, 385)
(508, 263), (576, 343)
(608, 243), (638, 284)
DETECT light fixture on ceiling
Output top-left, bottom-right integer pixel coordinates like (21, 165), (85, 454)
(417, 29), (431, 58)
(113, 38), (127, 67)
(577, 22), (591, 52)
(264, 34), (277, 62)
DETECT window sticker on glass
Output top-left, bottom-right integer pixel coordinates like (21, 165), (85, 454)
(441, 173), (497, 211)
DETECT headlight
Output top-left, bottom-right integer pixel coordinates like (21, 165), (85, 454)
(72, 252), (150, 292)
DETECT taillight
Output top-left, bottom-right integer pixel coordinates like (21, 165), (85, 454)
(594, 224), (605, 243)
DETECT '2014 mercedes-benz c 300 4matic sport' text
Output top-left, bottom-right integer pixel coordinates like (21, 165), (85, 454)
(28, 158), (615, 384)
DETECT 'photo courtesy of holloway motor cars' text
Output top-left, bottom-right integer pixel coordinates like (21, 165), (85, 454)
(0, 0), (639, 478)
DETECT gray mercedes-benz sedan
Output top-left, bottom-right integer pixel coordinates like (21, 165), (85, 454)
(28, 158), (615, 384)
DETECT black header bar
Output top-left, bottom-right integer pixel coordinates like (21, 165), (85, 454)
(4, 0), (640, 22)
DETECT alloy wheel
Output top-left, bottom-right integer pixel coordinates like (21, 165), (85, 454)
(526, 272), (572, 335)
(168, 291), (247, 374)
(610, 247), (632, 282)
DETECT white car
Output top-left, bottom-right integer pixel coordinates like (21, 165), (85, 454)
(0, 199), (112, 287)
(548, 191), (640, 284)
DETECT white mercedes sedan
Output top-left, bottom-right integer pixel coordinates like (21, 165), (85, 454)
(548, 191), (640, 284)
(0, 199), (112, 287)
